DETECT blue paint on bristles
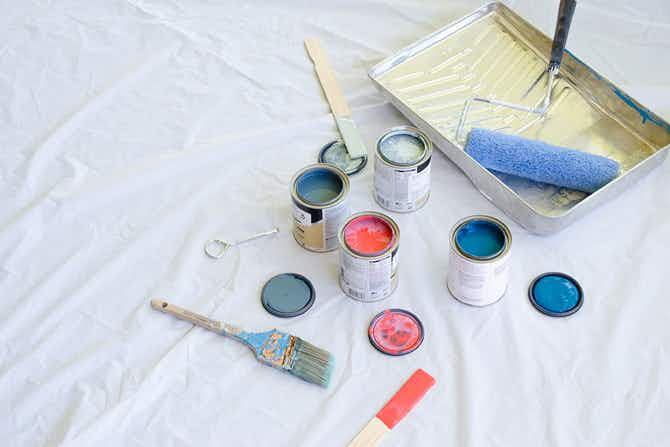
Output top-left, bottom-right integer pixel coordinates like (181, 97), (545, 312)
(234, 329), (335, 388)
(151, 300), (334, 388)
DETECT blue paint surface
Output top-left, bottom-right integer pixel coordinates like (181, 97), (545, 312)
(532, 275), (581, 314)
(262, 273), (313, 316)
(456, 219), (505, 259)
(296, 168), (343, 205)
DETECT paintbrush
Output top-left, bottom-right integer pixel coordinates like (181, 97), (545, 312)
(150, 299), (334, 387)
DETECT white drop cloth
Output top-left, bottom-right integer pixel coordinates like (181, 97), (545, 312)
(2, 1), (670, 446)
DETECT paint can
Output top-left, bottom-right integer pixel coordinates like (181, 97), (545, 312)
(338, 211), (400, 302)
(373, 126), (432, 213)
(447, 215), (512, 306)
(291, 163), (350, 252)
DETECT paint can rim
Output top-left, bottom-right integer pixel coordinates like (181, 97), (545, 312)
(260, 273), (316, 318)
(339, 211), (400, 259)
(291, 163), (350, 208)
(368, 308), (424, 356)
(450, 215), (512, 262)
(318, 140), (367, 175)
(528, 272), (583, 317)
(375, 126), (433, 168)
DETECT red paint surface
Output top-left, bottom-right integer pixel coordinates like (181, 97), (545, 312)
(376, 369), (436, 429)
(344, 215), (394, 256)
(369, 309), (423, 355)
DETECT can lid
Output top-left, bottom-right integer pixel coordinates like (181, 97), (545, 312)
(318, 140), (367, 175)
(368, 309), (424, 356)
(528, 272), (583, 317)
(261, 273), (315, 318)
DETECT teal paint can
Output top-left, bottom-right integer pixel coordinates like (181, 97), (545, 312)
(447, 215), (512, 306)
(291, 164), (350, 252)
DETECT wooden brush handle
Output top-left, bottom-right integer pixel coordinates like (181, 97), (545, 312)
(150, 299), (243, 336)
(304, 37), (351, 118)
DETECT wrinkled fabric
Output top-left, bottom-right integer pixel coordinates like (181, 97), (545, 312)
(1, 1), (669, 446)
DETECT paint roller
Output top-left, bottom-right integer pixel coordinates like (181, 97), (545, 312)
(464, 128), (620, 193)
(458, 1), (619, 194)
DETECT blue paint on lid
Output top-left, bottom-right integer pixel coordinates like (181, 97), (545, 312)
(296, 167), (343, 205)
(261, 273), (315, 318)
(529, 272), (583, 317)
(455, 219), (506, 259)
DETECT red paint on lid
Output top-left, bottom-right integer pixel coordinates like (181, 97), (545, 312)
(344, 215), (394, 256)
(368, 309), (423, 356)
(376, 369), (436, 429)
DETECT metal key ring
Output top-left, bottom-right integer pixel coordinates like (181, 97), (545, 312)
(204, 239), (231, 259)
(204, 227), (279, 260)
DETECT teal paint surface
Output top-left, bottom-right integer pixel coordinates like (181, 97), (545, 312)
(532, 275), (581, 314)
(379, 133), (426, 165)
(262, 273), (313, 315)
(456, 219), (505, 258)
(565, 49), (669, 134)
(565, 49), (603, 81)
(235, 329), (293, 369)
(296, 168), (343, 205)
(612, 87), (670, 133)
(320, 141), (366, 174)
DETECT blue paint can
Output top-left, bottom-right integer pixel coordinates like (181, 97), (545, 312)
(291, 163), (350, 252)
(447, 215), (512, 306)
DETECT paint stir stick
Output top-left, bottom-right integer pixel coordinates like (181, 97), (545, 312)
(347, 369), (436, 447)
(304, 37), (368, 159)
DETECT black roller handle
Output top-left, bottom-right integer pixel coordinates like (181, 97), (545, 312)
(549, 0), (577, 72)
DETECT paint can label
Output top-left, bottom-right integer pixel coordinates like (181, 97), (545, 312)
(447, 246), (510, 306)
(340, 250), (397, 302)
(292, 199), (349, 251)
(374, 157), (431, 212)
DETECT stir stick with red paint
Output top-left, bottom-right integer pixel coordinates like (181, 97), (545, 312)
(347, 369), (436, 447)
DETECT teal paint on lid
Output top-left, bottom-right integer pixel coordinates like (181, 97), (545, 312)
(455, 219), (506, 259)
(261, 273), (315, 317)
(319, 140), (367, 175)
(530, 273), (582, 316)
(296, 167), (343, 205)
(379, 132), (426, 165)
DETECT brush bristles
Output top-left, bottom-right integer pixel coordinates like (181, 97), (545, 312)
(289, 337), (335, 388)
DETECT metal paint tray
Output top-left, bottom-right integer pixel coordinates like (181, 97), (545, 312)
(369, 2), (670, 234)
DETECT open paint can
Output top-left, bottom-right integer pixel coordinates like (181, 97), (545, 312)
(373, 126), (432, 213)
(291, 163), (350, 252)
(338, 211), (399, 302)
(447, 215), (512, 306)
